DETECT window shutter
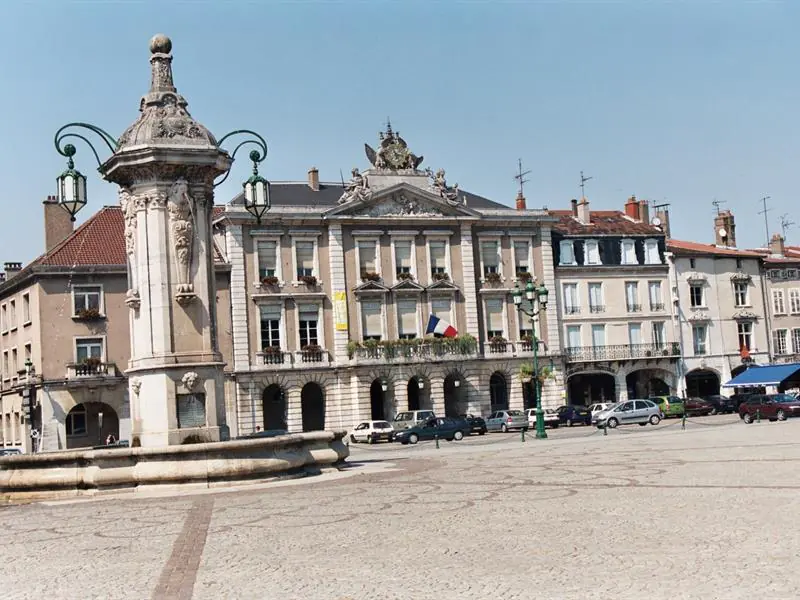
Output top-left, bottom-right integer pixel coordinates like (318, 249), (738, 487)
(486, 299), (504, 333)
(397, 300), (417, 336)
(395, 241), (412, 270)
(361, 301), (382, 337)
(430, 242), (446, 269)
(257, 241), (277, 276)
(296, 242), (314, 272)
(481, 241), (499, 268)
(359, 241), (377, 273)
(431, 299), (451, 322)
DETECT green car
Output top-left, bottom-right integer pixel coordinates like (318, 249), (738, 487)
(649, 395), (684, 418)
(394, 417), (469, 445)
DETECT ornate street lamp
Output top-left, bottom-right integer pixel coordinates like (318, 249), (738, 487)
(512, 277), (549, 440)
(56, 145), (87, 221)
(242, 151), (270, 223)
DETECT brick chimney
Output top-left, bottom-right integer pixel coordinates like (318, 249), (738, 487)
(44, 195), (73, 252)
(714, 209), (736, 248)
(3, 262), (22, 279)
(577, 198), (591, 225)
(515, 191), (526, 210)
(770, 233), (786, 257)
(654, 206), (671, 238)
(638, 200), (650, 225)
(624, 195), (640, 221)
(570, 198), (578, 217)
(307, 167), (319, 192)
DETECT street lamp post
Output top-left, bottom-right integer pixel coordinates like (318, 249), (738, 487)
(512, 279), (550, 440)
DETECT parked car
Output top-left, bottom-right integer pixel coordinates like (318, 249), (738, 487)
(703, 395), (737, 415)
(738, 394), (800, 424)
(486, 410), (529, 432)
(556, 405), (592, 426)
(0, 448), (22, 456)
(394, 417), (469, 444)
(650, 396), (684, 418)
(525, 408), (560, 429)
(729, 393), (758, 410)
(349, 421), (395, 444)
(588, 403), (613, 420)
(684, 397), (714, 417)
(594, 400), (662, 429)
(392, 410), (436, 431)
(460, 414), (488, 435)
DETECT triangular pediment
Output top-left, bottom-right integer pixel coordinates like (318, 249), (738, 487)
(353, 280), (390, 294)
(325, 182), (480, 218)
(427, 278), (459, 292)
(391, 279), (425, 293)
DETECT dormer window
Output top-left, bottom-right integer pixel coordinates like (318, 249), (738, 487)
(644, 239), (661, 265)
(585, 240), (601, 265)
(559, 240), (576, 266)
(621, 239), (637, 265)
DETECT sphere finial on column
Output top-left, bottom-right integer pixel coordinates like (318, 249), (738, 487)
(149, 34), (172, 55)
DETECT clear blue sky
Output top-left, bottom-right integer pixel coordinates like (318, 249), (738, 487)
(1, 1), (798, 264)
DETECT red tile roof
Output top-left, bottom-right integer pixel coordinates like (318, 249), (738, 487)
(667, 239), (763, 258)
(549, 209), (664, 236)
(31, 206), (226, 268)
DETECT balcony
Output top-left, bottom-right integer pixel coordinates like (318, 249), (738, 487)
(650, 303), (665, 312)
(350, 336), (478, 365)
(589, 305), (605, 314)
(564, 306), (580, 315)
(253, 348), (331, 370)
(66, 362), (119, 379)
(627, 304), (642, 313)
(565, 343), (680, 363)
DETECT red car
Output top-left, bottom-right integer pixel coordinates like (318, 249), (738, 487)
(738, 394), (800, 424)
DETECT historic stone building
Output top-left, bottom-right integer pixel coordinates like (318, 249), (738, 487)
(667, 210), (770, 397)
(550, 195), (680, 405)
(755, 234), (800, 363)
(217, 125), (562, 436)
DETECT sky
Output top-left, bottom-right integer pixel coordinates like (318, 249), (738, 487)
(1, 1), (799, 264)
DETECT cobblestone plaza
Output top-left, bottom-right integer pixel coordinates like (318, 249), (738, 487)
(2, 416), (799, 599)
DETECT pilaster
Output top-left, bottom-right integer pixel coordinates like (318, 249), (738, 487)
(539, 227), (561, 354)
(460, 224), (480, 337)
(327, 223), (350, 365)
(226, 224), (251, 370)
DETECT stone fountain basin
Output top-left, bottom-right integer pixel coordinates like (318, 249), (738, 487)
(0, 430), (349, 503)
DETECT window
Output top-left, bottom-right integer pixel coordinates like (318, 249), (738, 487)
(358, 240), (378, 277)
(8, 300), (16, 330)
(789, 269), (798, 279)
(481, 240), (500, 276)
(734, 282), (749, 307)
(644, 239), (660, 264)
(256, 240), (277, 279)
(652, 322), (665, 348)
(513, 241), (530, 275)
(559, 240), (575, 265)
(0, 304), (5, 332)
(773, 289), (786, 314)
(10, 349), (18, 378)
(737, 322), (752, 351)
(689, 258), (696, 269)
(621, 239), (637, 265)
(625, 282), (640, 312)
(394, 240), (413, 277)
(562, 283), (579, 314)
(72, 285), (102, 315)
(396, 299), (418, 339)
(588, 283), (604, 313)
(790, 289), (800, 315)
(792, 328), (800, 354)
(361, 301), (383, 341)
(22, 293), (30, 324)
(429, 241), (447, 275)
(485, 298), (505, 338)
(566, 325), (582, 348)
(176, 393), (206, 429)
(591, 324), (606, 347)
(690, 284), (704, 308)
(774, 329), (788, 355)
(648, 281), (663, 311)
(259, 304), (281, 348)
(24, 344), (31, 363)
(295, 241), (315, 278)
(692, 325), (707, 355)
(585, 240), (601, 265)
(628, 323), (642, 345)
(431, 298), (452, 326)
(76, 338), (103, 363)
(2, 351), (7, 380)
(66, 405), (87, 436)
(298, 305), (319, 348)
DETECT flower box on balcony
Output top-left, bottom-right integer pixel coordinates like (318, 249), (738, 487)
(301, 344), (324, 363)
(484, 272), (502, 284)
(516, 271), (532, 283)
(261, 275), (280, 286)
(299, 275), (317, 287)
(432, 272), (450, 282)
(361, 272), (381, 283)
(74, 308), (103, 321)
(261, 346), (284, 364)
(489, 336), (508, 353)
(82, 357), (102, 368)
(397, 272), (415, 281)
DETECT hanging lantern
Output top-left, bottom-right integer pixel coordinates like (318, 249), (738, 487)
(56, 144), (87, 221)
(243, 150), (270, 223)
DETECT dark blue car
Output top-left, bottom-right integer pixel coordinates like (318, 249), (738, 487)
(557, 405), (592, 426)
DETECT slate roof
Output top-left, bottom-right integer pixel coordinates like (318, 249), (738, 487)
(750, 245), (800, 264)
(667, 239), (764, 258)
(549, 210), (665, 236)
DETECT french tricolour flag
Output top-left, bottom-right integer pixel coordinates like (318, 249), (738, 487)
(426, 314), (458, 338)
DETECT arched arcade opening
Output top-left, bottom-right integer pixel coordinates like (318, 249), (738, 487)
(65, 402), (120, 449)
(301, 382), (325, 432)
(567, 373), (615, 406)
(262, 384), (287, 431)
(685, 369), (721, 398)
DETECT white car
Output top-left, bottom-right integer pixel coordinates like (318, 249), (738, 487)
(525, 408), (560, 429)
(349, 420), (395, 444)
(588, 403), (613, 419)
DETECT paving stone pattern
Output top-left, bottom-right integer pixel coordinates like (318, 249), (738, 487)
(2, 416), (800, 599)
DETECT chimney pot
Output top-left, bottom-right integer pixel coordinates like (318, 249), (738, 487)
(515, 192), (526, 210)
(570, 198), (578, 217)
(307, 167), (320, 192)
(638, 200), (650, 225)
(624, 195), (640, 221)
(577, 198), (591, 225)
(770, 233), (786, 257)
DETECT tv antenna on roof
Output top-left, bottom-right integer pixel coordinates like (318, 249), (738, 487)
(514, 158), (531, 196)
(579, 171), (592, 199)
(780, 213), (795, 239)
(758, 195), (772, 246)
(711, 198), (726, 214)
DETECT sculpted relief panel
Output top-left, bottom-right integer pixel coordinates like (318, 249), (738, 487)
(168, 178), (197, 304)
(362, 194), (445, 218)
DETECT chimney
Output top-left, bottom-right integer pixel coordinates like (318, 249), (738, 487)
(577, 198), (591, 225)
(570, 198), (578, 217)
(624, 195), (640, 221)
(515, 191), (526, 210)
(638, 200), (650, 225)
(44, 195), (73, 252)
(3, 262), (22, 279)
(770, 233), (786, 257)
(714, 209), (736, 248)
(0, 273), (5, 284)
(307, 167), (319, 192)
(654, 207), (672, 238)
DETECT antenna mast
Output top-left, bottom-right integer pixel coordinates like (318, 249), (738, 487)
(780, 213), (795, 239)
(711, 198), (726, 214)
(580, 171), (592, 199)
(514, 158), (531, 197)
(758, 196), (772, 246)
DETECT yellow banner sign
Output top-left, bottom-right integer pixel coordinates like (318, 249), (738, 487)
(334, 291), (348, 331)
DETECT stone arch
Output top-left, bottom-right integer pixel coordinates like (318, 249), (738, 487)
(300, 382), (325, 432)
(625, 367), (675, 399)
(685, 368), (722, 397)
(489, 371), (509, 412)
(66, 401), (119, 449)
(566, 371), (616, 406)
(262, 384), (287, 431)
(406, 375), (431, 411)
(443, 370), (467, 417)
(369, 378), (388, 420)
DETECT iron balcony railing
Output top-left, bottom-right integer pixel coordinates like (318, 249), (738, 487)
(565, 342), (680, 363)
(66, 362), (118, 379)
(254, 349), (330, 369)
(650, 303), (665, 312)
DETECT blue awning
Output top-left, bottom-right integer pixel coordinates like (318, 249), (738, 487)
(722, 363), (800, 388)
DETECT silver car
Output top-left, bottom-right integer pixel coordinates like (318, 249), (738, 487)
(486, 410), (529, 433)
(392, 410), (436, 431)
(594, 399), (662, 429)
